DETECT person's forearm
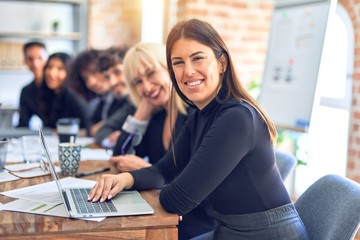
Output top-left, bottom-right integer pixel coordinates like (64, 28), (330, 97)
(133, 99), (154, 121)
(122, 172), (134, 189)
(94, 127), (113, 144)
(122, 115), (149, 135)
(133, 108), (152, 121)
(90, 120), (105, 136)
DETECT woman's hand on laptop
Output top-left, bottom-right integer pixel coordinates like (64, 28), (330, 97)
(88, 172), (134, 203)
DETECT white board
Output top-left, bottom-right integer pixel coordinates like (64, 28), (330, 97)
(258, 1), (331, 131)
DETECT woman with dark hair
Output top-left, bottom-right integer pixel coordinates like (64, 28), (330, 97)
(67, 49), (100, 102)
(89, 19), (309, 240)
(95, 42), (216, 240)
(38, 52), (89, 130)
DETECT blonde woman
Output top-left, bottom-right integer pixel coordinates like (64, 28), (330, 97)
(109, 42), (188, 171)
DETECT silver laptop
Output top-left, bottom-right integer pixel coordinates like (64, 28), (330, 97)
(38, 129), (154, 218)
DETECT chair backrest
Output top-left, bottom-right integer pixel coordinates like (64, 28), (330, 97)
(275, 149), (296, 181)
(295, 174), (360, 240)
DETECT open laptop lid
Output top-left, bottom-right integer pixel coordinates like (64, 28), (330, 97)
(38, 129), (154, 218)
(38, 129), (71, 217)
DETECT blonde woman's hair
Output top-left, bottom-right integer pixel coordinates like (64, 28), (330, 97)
(123, 42), (186, 114)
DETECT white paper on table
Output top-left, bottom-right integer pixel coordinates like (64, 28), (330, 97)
(0, 170), (19, 182)
(0, 198), (104, 222)
(76, 137), (95, 147)
(81, 148), (111, 161)
(0, 177), (96, 205)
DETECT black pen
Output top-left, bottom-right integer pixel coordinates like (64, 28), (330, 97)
(75, 167), (110, 178)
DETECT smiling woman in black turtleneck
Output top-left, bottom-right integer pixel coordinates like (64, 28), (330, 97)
(89, 19), (310, 240)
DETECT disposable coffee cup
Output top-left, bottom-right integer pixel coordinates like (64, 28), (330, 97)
(56, 118), (80, 143)
(0, 138), (9, 170)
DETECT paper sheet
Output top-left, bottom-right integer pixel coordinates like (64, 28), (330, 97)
(0, 198), (104, 222)
(75, 137), (95, 147)
(81, 148), (111, 161)
(1, 177), (95, 205)
(0, 170), (19, 182)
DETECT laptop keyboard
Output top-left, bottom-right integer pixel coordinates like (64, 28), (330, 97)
(70, 188), (117, 214)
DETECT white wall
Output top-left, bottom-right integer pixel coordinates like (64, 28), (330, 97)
(0, 1), (78, 108)
(0, 71), (32, 108)
(0, 2), (74, 34)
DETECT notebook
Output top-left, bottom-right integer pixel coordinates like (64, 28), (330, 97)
(38, 129), (154, 218)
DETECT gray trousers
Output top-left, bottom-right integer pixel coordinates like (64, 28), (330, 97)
(191, 203), (309, 240)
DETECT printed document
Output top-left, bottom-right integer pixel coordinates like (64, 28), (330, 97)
(1, 177), (95, 205)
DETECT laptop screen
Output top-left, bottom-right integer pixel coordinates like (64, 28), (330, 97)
(38, 129), (70, 216)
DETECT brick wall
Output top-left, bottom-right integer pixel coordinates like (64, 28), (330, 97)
(87, 0), (142, 49)
(88, 0), (272, 87)
(339, 0), (360, 183)
(175, 0), (273, 87)
(86, 0), (360, 184)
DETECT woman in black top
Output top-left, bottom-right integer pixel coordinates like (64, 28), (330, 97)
(38, 52), (89, 130)
(108, 43), (216, 239)
(89, 19), (309, 240)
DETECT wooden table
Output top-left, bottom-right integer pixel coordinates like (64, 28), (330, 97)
(0, 161), (179, 239)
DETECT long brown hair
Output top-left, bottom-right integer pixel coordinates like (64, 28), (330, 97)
(166, 18), (277, 145)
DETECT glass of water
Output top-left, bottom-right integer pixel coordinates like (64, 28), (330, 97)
(21, 135), (43, 163)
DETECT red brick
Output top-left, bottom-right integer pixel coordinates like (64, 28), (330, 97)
(348, 160), (355, 169)
(354, 112), (360, 120)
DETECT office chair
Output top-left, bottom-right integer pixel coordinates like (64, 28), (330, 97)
(295, 174), (360, 240)
(275, 149), (296, 181)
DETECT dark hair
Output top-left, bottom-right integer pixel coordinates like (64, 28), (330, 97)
(43, 52), (71, 72)
(67, 49), (100, 101)
(39, 52), (72, 127)
(97, 46), (129, 72)
(23, 40), (46, 55)
(166, 19), (277, 144)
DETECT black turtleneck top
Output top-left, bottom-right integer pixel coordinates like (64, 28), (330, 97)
(130, 89), (290, 217)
